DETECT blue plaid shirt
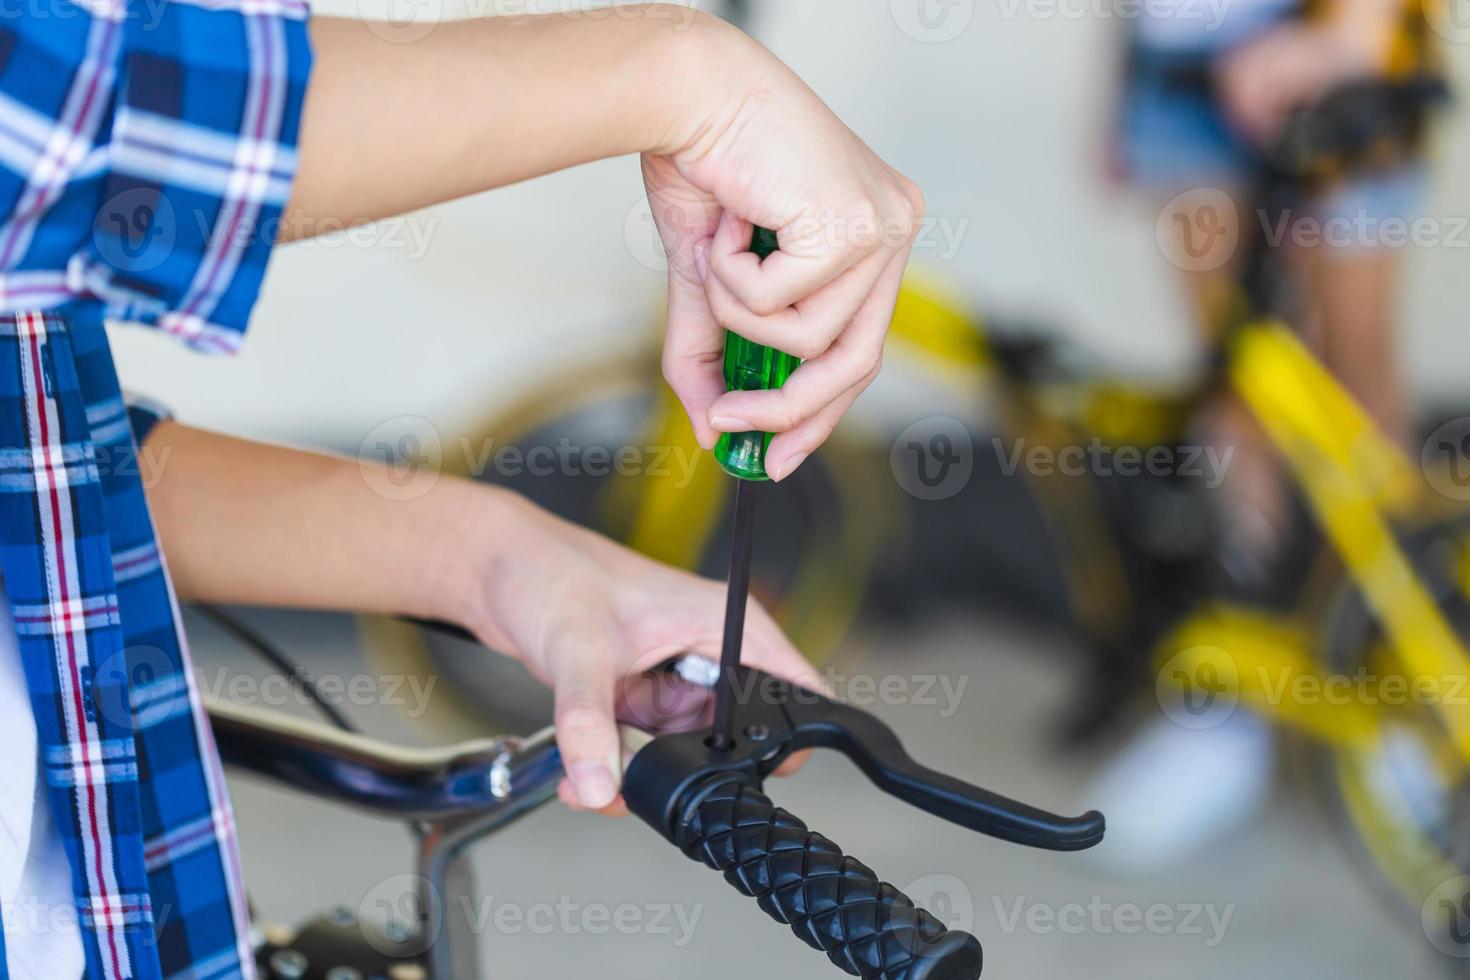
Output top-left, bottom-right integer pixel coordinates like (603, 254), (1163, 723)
(0, 2), (311, 978)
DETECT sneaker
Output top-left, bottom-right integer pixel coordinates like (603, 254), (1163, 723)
(1083, 710), (1275, 877)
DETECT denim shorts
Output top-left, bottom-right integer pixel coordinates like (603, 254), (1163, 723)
(1117, 52), (1427, 241)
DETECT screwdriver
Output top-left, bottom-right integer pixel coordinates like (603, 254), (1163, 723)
(708, 226), (800, 751)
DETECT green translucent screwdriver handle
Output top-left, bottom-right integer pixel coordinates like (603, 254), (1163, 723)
(713, 226), (801, 481)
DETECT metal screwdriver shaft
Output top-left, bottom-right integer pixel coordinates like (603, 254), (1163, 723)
(707, 225), (800, 751)
(711, 479), (759, 749)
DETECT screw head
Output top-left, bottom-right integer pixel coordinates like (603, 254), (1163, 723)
(744, 724), (770, 742)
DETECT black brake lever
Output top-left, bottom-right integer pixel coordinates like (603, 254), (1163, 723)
(626, 665), (1103, 851)
(623, 666), (1105, 980)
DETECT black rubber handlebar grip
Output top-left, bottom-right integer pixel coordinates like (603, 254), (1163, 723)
(676, 780), (984, 980)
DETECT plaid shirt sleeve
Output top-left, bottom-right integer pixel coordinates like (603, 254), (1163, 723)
(0, 2), (312, 978)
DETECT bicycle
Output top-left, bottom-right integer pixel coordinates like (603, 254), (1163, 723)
(206, 615), (1103, 980)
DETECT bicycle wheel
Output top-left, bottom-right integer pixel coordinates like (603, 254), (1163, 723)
(1310, 515), (1470, 962)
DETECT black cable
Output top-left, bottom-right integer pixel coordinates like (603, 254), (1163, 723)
(192, 603), (359, 734)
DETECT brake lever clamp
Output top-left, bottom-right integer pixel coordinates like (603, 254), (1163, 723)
(625, 666), (1104, 850)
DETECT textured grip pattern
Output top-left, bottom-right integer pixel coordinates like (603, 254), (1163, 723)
(678, 781), (976, 980)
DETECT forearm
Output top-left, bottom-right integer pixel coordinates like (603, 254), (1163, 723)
(284, 6), (753, 234)
(142, 420), (509, 640)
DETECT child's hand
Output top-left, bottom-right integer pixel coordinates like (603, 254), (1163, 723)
(462, 493), (826, 814)
(1215, 14), (1389, 147)
(291, 11), (920, 483)
(645, 15), (923, 482)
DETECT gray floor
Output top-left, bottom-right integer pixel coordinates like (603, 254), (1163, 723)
(201, 607), (1448, 979)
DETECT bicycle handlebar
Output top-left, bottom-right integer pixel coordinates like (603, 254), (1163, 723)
(672, 775), (983, 979)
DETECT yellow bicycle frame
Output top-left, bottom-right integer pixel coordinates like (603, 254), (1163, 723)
(1165, 321), (1470, 761)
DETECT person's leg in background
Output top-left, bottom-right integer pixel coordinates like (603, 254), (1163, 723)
(1307, 171), (1423, 451)
(1085, 48), (1428, 871)
(1080, 47), (1281, 877)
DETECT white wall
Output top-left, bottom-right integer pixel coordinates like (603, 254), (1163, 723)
(108, 0), (1470, 450)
